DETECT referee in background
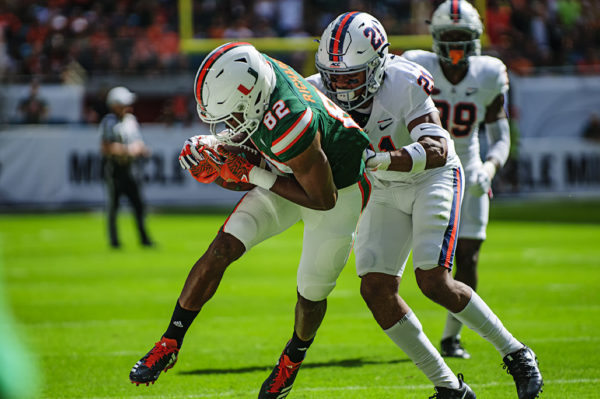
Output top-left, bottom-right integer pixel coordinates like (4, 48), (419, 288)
(100, 86), (154, 248)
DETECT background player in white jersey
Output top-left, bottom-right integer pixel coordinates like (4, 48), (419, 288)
(129, 42), (372, 399)
(310, 11), (542, 399)
(403, 0), (511, 361)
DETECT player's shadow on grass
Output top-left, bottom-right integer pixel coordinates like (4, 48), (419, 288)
(179, 357), (411, 376)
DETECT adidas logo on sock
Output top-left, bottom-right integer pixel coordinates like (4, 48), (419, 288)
(173, 321), (184, 328)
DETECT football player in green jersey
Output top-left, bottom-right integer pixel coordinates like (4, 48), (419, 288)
(129, 42), (372, 399)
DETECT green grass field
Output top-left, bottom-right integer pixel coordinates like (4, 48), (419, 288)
(1, 201), (599, 398)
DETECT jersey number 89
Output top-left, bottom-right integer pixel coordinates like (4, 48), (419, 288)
(434, 100), (477, 137)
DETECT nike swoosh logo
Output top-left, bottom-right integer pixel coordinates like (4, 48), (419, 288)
(378, 118), (393, 130)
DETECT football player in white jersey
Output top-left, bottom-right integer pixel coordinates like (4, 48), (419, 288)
(403, 0), (512, 361)
(309, 10), (542, 399)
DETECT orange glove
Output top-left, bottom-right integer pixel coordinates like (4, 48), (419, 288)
(207, 147), (256, 183)
(188, 162), (219, 184)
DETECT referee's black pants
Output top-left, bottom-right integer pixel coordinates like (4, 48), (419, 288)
(104, 161), (152, 247)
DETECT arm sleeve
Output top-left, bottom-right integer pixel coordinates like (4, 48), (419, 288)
(484, 59), (511, 166)
(485, 118), (510, 167)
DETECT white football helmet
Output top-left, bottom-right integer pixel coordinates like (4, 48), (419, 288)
(315, 12), (389, 111)
(430, 0), (483, 66)
(194, 42), (275, 146)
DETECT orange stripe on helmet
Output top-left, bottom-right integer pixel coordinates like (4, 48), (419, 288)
(195, 42), (253, 106)
(331, 12), (358, 61)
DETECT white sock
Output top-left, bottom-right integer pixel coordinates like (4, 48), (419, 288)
(384, 312), (459, 389)
(452, 291), (523, 356)
(441, 312), (463, 340)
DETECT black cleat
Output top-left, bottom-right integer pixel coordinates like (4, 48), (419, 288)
(258, 352), (303, 399)
(129, 337), (179, 386)
(441, 337), (471, 359)
(430, 373), (476, 398)
(503, 345), (543, 399)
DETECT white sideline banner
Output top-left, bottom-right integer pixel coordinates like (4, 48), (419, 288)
(1, 84), (85, 124)
(510, 75), (600, 138)
(2, 127), (599, 208)
(516, 137), (600, 195)
(0, 125), (245, 208)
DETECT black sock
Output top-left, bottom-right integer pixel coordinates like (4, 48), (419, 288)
(284, 331), (314, 363)
(163, 301), (199, 348)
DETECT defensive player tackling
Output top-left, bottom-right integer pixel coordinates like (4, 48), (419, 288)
(309, 9), (542, 399)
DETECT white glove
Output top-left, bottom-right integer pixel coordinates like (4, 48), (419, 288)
(362, 148), (392, 171)
(178, 135), (221, 170)
(469, 161), (496, 197)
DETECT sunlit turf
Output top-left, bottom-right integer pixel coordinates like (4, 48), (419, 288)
(1, 202), (599, 398)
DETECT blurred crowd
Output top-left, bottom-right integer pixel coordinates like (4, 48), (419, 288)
(1, 0), (599, 83)
(1, 0), (599, 125)
(0, 0), (184, 82)
(485, 0), (600, 75)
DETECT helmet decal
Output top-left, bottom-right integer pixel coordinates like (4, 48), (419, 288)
(237, 67), (258, 95)
(329, 11), (360, 61)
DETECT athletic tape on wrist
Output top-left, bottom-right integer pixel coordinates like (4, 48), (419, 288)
(403, 142), (427, 173)
(372, 152), (392, 170)
(249, 167), (277, 190)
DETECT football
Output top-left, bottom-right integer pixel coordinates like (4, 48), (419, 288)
(221, 141), (268, 170)
(218, 130), (268, 168)
(214, 132), (270, 191)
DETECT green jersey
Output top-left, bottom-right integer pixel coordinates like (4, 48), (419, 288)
(249, 55), (370, 189)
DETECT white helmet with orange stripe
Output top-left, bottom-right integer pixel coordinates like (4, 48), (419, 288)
(194, 42), (275, 145)
(430, 0), (483, 66)
(315, 12), (389, 111)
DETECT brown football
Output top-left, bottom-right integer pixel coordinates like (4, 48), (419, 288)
(214, 133), (270, 191)
(221, 141), (267, 169)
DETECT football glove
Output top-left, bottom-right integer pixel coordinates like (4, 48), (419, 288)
(362, 148), (392, 171)
(469, 161), (496, 197)
(178, 135), (223, 170)
(188, 163), (219, 184)
(212, 147), (256, 183)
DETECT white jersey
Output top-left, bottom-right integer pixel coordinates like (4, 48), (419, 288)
(307, 53), (460, 186)
(99, 113), (142, 145)
(402, 50), (509, 173)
